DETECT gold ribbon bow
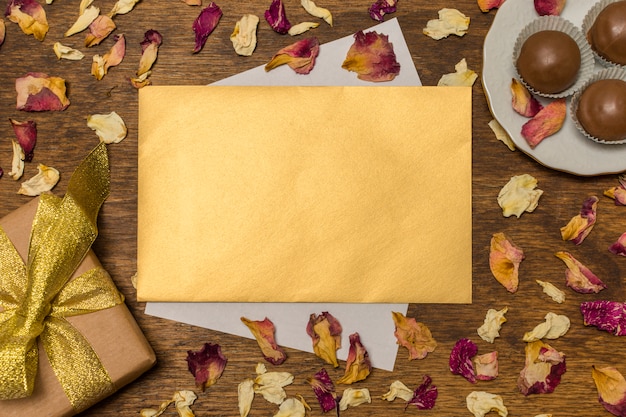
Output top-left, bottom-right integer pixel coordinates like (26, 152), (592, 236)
(0, 142), (124, 411)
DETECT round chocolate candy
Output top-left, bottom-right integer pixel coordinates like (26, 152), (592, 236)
(588, 0), (626, 65)
(576, 78), (626, 142)
(516, 30), (581, 94)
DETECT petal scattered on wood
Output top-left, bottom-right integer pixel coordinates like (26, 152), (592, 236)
(53, 42), (85, 60)
(437, 58), (477, 86)
(424, 8), (470, 40)
(9, 118), (36, 161)
(5, 0), (48, 41)
(560, 196), (598, 245)
(265, 37), (320, 74)
(137, 29), (162, 76)
(474, 351), (498, 381)
(91, 34), (126, 80)
(477, 307), (508, 343)
(449, 338), (478, 383)
(489, 232), (524, 293)
(306, 312), (342, 368)
(336, 333), (372, 384)
(265, 0), (291, 34)
(287, 21), (319, 36)
(18, 163), (60, 196)
(518, 340), (566, 395)
(15, 72), (70, 111)
(497, 174), (543, 218)
(241, 317), (287, 365)
(580, 300), (626, 336)
(87, 111), (127, 144)
(368, 0), (397, 22)
(192, 2), (222, 53)
(0, 18), (6, 47)
(8, 139), (25, 180)
(109, 0), (141, 18)
(237, 379), (254, 417)
(392, 311), (437, 360)
(609, 232), (626, 256)
(85, 15), (116, 47)
(186, 343), (227, 391)
(522, 312), (570, 342)
(536, 280), (565, 303)
(274, 397), (307, 417)
(338, 388), (371, 411)
(488, 119), (516, 151)
(301, 0), (332, 26)
(341, 30), (400, 82)
(603, 174), (626, 206)
(592, 366), (626, 417)
(521, 98), (566, 148)
(511, 78), (543, 117)
(477, 0), (506, 12)
(555, 251), (606, 293)
(140, 390), (197, 417)
(466, 391), (508, 417)
(65, 5), (99, 37)
(230, 14), (259, 56)
(307, 368), (337, 412)
(381, 380), (414, 402)
(254, 366), (294, 404)
(406, 375), (438, 410)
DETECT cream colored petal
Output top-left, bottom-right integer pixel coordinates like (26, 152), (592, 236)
(466, 391), (508, 417)
(230, 14), (259, 56)
(488, 119), (515, 151)
(437, 58), (477, 86)
(497, 174), (543, 218)
(238, 379), (254, 417)
(173, 390), (197, 417)
(536, 280), (565, 303)
(477, 307), (508, 343)
(8, 139), (25, 181)
(53, 42), (85, 60)
(130, 71), (152, 89)
(381, 380), (413, 402)
(523, 312), (570, 342)
(255, 362), (267, 375)
(87, 111), (127, 144)
(18, 164), (60, 196)
(288, 21), (320, 36)
(424, 8), (469, 40)
(254, 384), (287, 405)
(80, 0), (94, 14)
(273, 398), (306, 417)
(65, 5), (99, 37)
(109, 0), (141, 17)
(140, 400), (172, 417)
(338, 388), (371, 410)
(301, 0), (332, 26)
(254, 371), (294, 388)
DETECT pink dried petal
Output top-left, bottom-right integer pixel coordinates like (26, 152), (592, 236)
(474, 351), (499, 381)
(5, 0), (48, 41)
(137, 29), (162, 76)
(241, 317), (287, 365)
(186, 342), (227, 391)
(609, 232), (626, 256)
(554, 251), (606, 293)
(392, 311), (437, 360)
(477, 0), (506, 12)
(15, 72), (70, 111)
(9, 118), (36, 162)
(489, 232), (524, 293)
(85, 15), (116, 47)
(265, 37), (320, 75)
(192, 2), (222, 53)
(604, 175), (626, 206)
(560, 195), (598, 245)
(511, 78), (543, 117)
(592, 366), (626, 416)
(92, 34), (126, 80)
(518, 340), (566, 395)
(406, 375), (437, 410)
(342, 30), (400, 82)
(581, 300), (626, 336)
(521, 98), (566, 148)
(336, 333), (372, 385)
(306, 311), (342, 368)
(534, 0), (566, 16)
(449, 338), (477, 383)
(368, 0), (397, 22)
(307, 368), (337, 413)
(264, 0), (291, 34)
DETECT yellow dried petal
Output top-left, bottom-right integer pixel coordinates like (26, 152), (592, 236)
(274, 398), (306, 417)
(87, 111), (127, 144)
(65, 5), (99, 37)
(592, 366), (626, 412)
(6, 0), (48, 41)
(511, 78), (543, 117)
(18, 163), (59, 196)
(477, 307), (508, 343)
(288, 21), (320, 36)
(523, 312), (570, 342)
(109, 0), (141, 17)
(8, 139), (25, 181)
(172, 390), (197, 417)
(381, 380), (414, 402)
(338, 388), (371, 410)
(466, 391), (508, 417)
(230, 14), (259, 56)
(53, 42), (85, 60)
(489, 232), (524, 293)
(536, 280), (565, 303)
(488, 119), (516, 151)
(559, 196), (598, 245)
(423, 8), (469, 40)
(237, 379), (254, 417)
(497, 174), (543, 218)
(301, 0), (332, 26)
(392, 311), (437, 360)
(437, 58), (477, 86)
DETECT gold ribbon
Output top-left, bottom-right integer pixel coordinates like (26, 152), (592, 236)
(0, 142), (125, 411)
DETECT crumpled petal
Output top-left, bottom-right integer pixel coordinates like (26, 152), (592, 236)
(511, 78), (543, 117)
(517, 340), (566, 395)
(437, 58), (478, 86)
(474, 351), (499, 381)
(338, 388), (371, 411)
(604, 175), (626, 206)
(301, 0), (332, 26)
(489, 232), (524, 293)
(466, 391), (508, 417)
(265, 0), (291, 34)
(306, 311), (342, 368)
(274, 398), (307, 417)
(555, 251), (606, 293)
(392, 311), (437, 360)
(560, 196), (598, 245)
(449, 338), (478, 383)
(381, 380), (413, 402)
(341, 30), (400, 82)
(265, 37), (319, 74)
(137, 29), (162, 76)
(534, 0), (565, 16)
(521, 98), (566, 148)
(130, 71), (151, 89)
(254, 366), (294, 405)
(64, 5), (99, 37)
(406, 375), (437, 410)
(488, 119), (516, 151)
(536, 280), (565, 303)
(523, 312), (570, 342)
(87, 111), (127, 144)
(5, 0), (48, 41)
(109, 0), (141, 17)
(477, 0), (506, 13)
(307, 368), (337, 412)
(592, 366), (626, 417)
(580, 300), (626, 336)
(91, 34), (125, 80)
(140, 390), (197, 417)
(423, 8), (470, 40)
(287, 21), (319, 36)
(9, 118), (36, 161)
(192, 2), (222, 53)
(477, 307), (508, 343)
(497, 173), (543, 218)
(18, 163), (60, 196)
(237, 379), (254, 417)
(336, 333), (372, 384)
(609, 232), (626, 256)
(368, 0), (397, 22)
(8, 139), (25, 180)
(15, 72), (70, 111)
(186, 343), (227, 391)
(85, 15), (116, 47)
(241, 317), (287, 365)
(53, 42), (85, 60)
(230, 14), (259, 56)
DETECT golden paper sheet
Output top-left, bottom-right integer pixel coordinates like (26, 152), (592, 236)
(137, 86), (472, 303)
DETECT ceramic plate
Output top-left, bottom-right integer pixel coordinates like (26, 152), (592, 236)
(482, 0), (626, 176)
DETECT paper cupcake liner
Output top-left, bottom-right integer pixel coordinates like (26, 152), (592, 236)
(512, 15), (595, 98)
(570, 67), (626, 145)
(582, 0), (626, 70)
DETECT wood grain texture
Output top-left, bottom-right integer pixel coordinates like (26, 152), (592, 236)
(0, 0), (624, 415)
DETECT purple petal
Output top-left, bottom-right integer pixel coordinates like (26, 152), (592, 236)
(264, 0), (291, 34)
(192, 2), (222, 53)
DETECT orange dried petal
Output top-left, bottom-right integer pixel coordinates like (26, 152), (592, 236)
(489, 232), (524, 293)
(477, 0), (506, 12)
(306, 312), (342, 368)
(6, 0), (48, 41)
(560, 196), (598, 245)
(0, 19), (6, 47)
(392, 311), (437, 360)
(592, 366), (626, 416)
(521, 98), (566, 148)
(511, 78), (543, 117)
(336, 333), (371, 385)
(555, 251), (606, 293)
(241, 317), (287, 365)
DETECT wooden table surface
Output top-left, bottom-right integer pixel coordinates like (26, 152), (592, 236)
(2, 0), (625, 415)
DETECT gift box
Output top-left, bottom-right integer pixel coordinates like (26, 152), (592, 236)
(0, 143), (156, 417)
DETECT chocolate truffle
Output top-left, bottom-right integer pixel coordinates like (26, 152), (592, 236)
(516, 30), (581, 94)
(587, 0), (626, 65)
(576, 78), (626, 142)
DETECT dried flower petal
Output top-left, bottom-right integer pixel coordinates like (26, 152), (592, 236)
(274, 398), (307, 417)
(604, 175), (626, 206)
(580, 300), (626, 336)
(477, 307), (508, 343)
(130, 71), (151, 89)
(534, 0), (565, 16)
(521, 98), (566, 148)
(560, 196), (598, 245)
(9, 118), (36, 161)
(517, 340), (566, 395)
(265, 0), (291, 34)
(231, 14), (259, 56)
(306, 311), (342, 367)
(535, 280), (565, 303)
(18, 163), (60, 196)
(287, 22), (319, 36)
(140, 390), (197, 417)
(336, 333), (371, 384)
(92, 34), (126, 80)
(237, 379), (254, 417)
(489, 232), (524, 293)
(254, 367), (294, 404)
(474, 351), (499, 381)
(592, 366), (626, 416)
(477, 0), (506, 13)
(488, 119), (516, 151)
(466, 391), (508, 417)
(241, 317), (287, 365)
(265, 37), (320, 74)
(437, 58), (478, 86)
(449, 338), (478, 383)
(341, 30), (400, 82)
(301, 0), (332, 26)
(53, 42), (85, 60)
(137, 29), (162, 76)
(406, 375), (438, 410)
(87, 111), (127, 144)
(307, 368), (337, 412)
(554, 251), (606, 293)
(382, 380), (413, 402)
(15, 72), (70, 111)
(511, 78), (543, 117)
(186, 343), (227, 391)
(392, 311), (437, 360)
(497, 174), (543, 218)
(85, 15), (116, 47)
(523, 312), (570, 342)
(192, 2), (222, 53)
(423, 8), (470, 40)
(0, 19), (5, 47)
(338, 388), (371, 410)
(368, 0), (397, 22)
(109, 0), (141, 17)
(8, 139), (25, 180)
(609, 232), (626, 256)
(65, 5), (99, 37)
(5, 0), (48, 41)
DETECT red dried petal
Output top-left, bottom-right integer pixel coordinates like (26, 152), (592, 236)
(9, 118), (36, 161)
(581, 301), (626, 336)
(186, 342), (227, 391)
(336, 333), (371, 384)
(405, 375), (437, 410)
(534, 0), (566, 16)
(15, 72), (70, 111)
(241, 317), (287, 365)
(521, 98), (566, 148)
(609, 232), (626, 256)
(264, 0), (291, 34)
(306, 312), (342, 367)
(342, 30), (400, 82)
(265, 37), (320, 75)
(449, 338), (477, 383)
(518, 340), (566, 395)
(368, 0), (397, 22)
(307, 368), (337, 413)
(192, 2), (222, 53)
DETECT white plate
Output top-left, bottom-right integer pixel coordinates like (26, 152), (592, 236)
(482, 0), (626, 176)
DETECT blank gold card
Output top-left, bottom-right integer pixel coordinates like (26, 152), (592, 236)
(136, 86), (472, 303)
